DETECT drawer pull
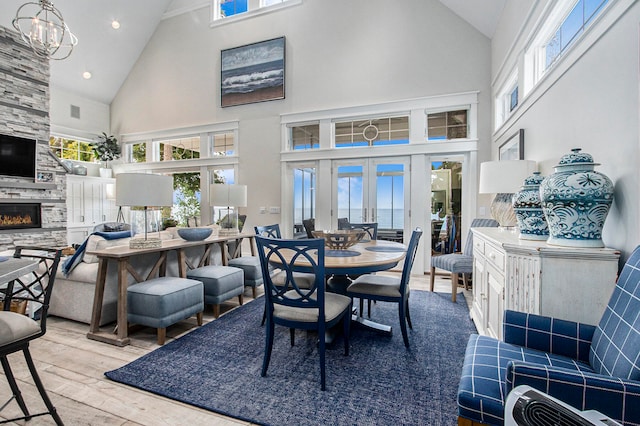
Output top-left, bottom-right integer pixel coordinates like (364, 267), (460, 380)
(489, 253), (496, 260)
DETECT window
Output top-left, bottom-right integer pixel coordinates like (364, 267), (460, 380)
(212, 0), (299, 21)
(212, 132), (235, 156)
(289, 124), (319, 150)
(293, 166), (315, 234)
(427, 110), (468, 140)
(49, 136), (95, 162)
(494, 69), (518, 129)
(335, 116), (409, 148)
(544, 0), (608, 69)
(159, 137), (201, 161)
(129, 142), (147, 163)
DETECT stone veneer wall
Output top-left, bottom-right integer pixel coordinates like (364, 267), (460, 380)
(0, 26), (67, 251)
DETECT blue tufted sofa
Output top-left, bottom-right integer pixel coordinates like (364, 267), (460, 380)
(457, 245), (640, 425)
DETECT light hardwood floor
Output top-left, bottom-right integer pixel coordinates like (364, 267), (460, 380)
(0, 271), (471, 425)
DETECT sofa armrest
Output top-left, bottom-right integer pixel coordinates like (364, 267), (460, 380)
(506, 361), (640, 425)
(503, 310), (596, 363)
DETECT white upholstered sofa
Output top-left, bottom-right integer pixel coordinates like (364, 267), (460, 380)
(49, 227), (223, 326)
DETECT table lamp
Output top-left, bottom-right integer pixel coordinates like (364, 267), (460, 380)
(479, 160), (536, 228)
(210, 184), (247, 236)
(116, 173), (173, 248)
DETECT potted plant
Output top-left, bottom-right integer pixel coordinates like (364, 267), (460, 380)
(92, 132), (121, 178)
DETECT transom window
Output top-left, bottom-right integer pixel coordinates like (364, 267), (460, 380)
(335, 116), (409, 148)
(130, 141), (147, 163)
(159, 137), (201, 161)
(289, 124), (319, 150)
(427, 110), (468, 140)
(212, 132), (235, 156)
(218, 0), (247, 18)
(212, 0), (299, 21)
(49, 136), (95, 162)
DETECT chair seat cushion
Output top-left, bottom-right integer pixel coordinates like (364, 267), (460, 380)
(271, 270), (316, 289)
(431, 253), (473, 273)
(274, 291), (351, 323)
(458, 334), (594, 424)
(346, 274), (401, 299)
(0, 311), (41, 344)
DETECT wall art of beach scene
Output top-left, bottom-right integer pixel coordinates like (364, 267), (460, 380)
(221, 37), (285, 107)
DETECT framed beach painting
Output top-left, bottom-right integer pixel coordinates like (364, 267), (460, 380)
(221, 36), (285, 107)
(499, 129), (524, 160)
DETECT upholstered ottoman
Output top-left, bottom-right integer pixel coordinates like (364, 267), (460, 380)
(187, 266), (244, 318)
(228, 256), (263, 298)
(127, 277), (204, 345)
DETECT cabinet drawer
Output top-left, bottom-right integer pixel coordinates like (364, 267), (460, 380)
(485, 244), (505, 272)
(473, 238), (485, 256)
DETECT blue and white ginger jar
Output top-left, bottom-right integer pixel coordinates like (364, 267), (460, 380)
(539, 148), (613, 248)
(512, 171), (548, 240)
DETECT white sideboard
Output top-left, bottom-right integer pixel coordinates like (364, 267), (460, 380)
(471, 228), (620, 340)
(66, 175), (118, 245)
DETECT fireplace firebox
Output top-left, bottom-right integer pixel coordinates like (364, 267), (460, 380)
(0, 203), (41, 230)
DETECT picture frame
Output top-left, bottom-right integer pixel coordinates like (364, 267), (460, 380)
(221, 36), (285, 108)
(499, 129), (525, 160)
(36, 171), (54, 183)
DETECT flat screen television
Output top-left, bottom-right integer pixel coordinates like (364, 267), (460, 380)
(0, 134), (37, 179)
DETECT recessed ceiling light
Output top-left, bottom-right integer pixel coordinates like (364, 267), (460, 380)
(82, 71), (92, 79)
(111, 20), (120, 30)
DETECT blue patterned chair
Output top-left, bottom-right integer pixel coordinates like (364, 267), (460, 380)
(457, 245), (640, 426)
(430, 218), (498, 302)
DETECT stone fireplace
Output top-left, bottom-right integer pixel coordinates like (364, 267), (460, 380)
(0, 26), (67, 251)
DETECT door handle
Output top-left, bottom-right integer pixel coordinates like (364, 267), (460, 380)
(371, 208), (375, 222)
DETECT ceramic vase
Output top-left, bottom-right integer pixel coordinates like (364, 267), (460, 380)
(512, 171), (548, 240)
(539, 148), (613, 248)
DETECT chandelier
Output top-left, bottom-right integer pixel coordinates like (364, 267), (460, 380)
(12, 0), (77, 60)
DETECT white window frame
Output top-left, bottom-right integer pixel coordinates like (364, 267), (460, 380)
(210, 0), (302, 27)
(495, 68), (518, 130)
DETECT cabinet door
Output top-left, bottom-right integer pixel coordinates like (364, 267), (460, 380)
(471, 255), (487, 333)
(83, 181), (104, 225)
(486, 264), (504, 340)
(67, 178), (85, 225)
(67, 227), (90, 245)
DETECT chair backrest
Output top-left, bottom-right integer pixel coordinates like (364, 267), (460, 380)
(9, 246), (62, 335)
(462, 218), (500, 257)
(255, 224), (282, 238)
(589, 245), (640, 380)
(337, 217), (350, 230)
(399, 228), (423, 296)
(302, 218), (315, 238)
(349, 223), (378, 240)
(255, 236), (326, 321)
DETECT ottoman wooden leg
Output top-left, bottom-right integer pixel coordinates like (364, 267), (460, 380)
(252, 287), (257, 299)
(157, 327), (166, 345)
(238, 294), (244, 306)
(197, 312), (203, 326)
(213, 304), (220, 319)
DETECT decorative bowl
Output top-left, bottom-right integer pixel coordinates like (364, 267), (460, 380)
(311, 229), (366, 250)
(177, 228), (213, 241)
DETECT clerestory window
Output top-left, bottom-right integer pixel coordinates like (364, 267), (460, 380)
(334, 116), (409, 148)
(212, 0), (300, 22)
(49, 136), (95, 162)
(427, 110), (468, 140)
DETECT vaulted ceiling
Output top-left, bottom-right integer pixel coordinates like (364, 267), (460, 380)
(0, 0), (504, 106)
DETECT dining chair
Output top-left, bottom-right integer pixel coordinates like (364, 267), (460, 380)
(302, 218), (315, 238)
(348, 222), (378, 240)
(337, 217), (350, 230)
(0, 246), (64, 425)
(346, 228), (423, 348)
(255, 224), (282, 238)
(255, 236), (352, 390)
(430, 218), (499, 302)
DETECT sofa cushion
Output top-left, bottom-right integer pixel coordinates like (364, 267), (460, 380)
(458, 334), (594, 425)
(83, 235), (130, 264)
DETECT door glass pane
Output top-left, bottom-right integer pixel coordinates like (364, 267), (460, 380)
(376, 163), (404, 230)
(431, 161), (462, 254)
(337, 165), (363, 223)
(293, 167), (316, 235)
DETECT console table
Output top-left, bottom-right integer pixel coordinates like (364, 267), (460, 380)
(471, 228), (620, 340)
(86, 232), (256, 346)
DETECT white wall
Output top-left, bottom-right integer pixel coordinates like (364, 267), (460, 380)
(50, 86), (110, 140)
(110, 0), (493, 231)
(491, 1), (640, 260)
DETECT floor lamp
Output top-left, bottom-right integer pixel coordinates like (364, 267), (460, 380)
(116, 173), (173, 248)
(210, 184), (247, 236)
(478, 160), (536, 228)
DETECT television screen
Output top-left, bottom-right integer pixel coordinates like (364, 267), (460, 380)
(0, 134), (37, 179)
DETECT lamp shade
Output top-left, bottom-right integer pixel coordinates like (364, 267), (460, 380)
(116, 173), (173, 207)
(479, 160), (537, 194)
(210, 184), (247, 207)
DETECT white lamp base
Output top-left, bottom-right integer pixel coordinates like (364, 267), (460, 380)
(491, 193), (517, 228)
(129, 238), (162, 249)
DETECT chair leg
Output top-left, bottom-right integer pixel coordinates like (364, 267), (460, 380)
(157, 327), (166, 345)
(290, 328), (295, 346)
(462, 273), (470, 290)
(23, 348), (64, 426)
(261, 319), (274, 377)
(451, 272), (458, 303)
(430, 266), (436, 292)
(1, 355), (31, 419)
(359, 298), (364, 317)
(367, 299), (373, 318)
(319, 325), (326, 391)
(405, 299), (413, 330)
(343, 303), (351, 357)
(398, 300), (410, 348)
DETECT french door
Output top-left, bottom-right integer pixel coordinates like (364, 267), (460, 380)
(332, 157), (409, 240)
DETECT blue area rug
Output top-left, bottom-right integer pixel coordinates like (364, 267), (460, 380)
(105, 290), (476, 425)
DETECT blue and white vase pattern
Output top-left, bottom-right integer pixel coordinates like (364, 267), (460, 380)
(539, 148), (613, 248)
(512, 171), (548, 240)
